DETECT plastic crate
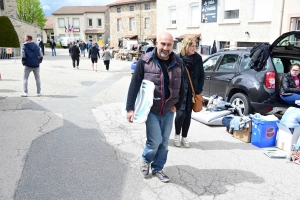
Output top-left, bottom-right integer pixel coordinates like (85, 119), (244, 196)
(251, 118), (279, 148)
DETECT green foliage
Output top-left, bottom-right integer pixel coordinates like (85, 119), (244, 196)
(0, 16), (20, 47)
(17, 0), (46, 28)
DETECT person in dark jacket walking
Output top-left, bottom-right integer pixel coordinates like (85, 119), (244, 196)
(126, 32), (184, 183)
(89, 43), (100, 71)
(39, 39), (45, 55)
(79, 41), (86, 57)
(21, 35), (43, 97)
(174, 36), (204, 148)
(280, 64), (300, 106)
(69, 41), (80, 69)
(49, 39), (56, 56)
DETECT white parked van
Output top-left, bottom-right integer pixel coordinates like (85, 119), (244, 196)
(60, 37), (81, 48)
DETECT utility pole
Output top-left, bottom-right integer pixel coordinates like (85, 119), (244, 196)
(67, 17), (70, 37)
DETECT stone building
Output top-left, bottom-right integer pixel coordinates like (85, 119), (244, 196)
(107, 0), (157, 49)
(156, 0), (300, 54)
(0, 0), (42, 46)
(52, 6), (109, 46)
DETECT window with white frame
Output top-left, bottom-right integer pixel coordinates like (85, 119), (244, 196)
(252, 0), (273, 21)
(73, 18), (79, 27)
(168, 6), (176, 27)
(58, 18), (64, 27)
(117, 7), (121, 13)
(145, 17), (150, 29)
(145, 3), (150, 10)
(98, 19), (102, 27)
(129, 5), (134, 11)
(117, 19), (122, 31)
(290, 18), (300, 31)
(129, 17), (135, 31)
(189, 3), (200, 26)
(88, 19), (92, 27)
(224, 0), (240, 19)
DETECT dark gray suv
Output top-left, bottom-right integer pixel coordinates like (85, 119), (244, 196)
(202, 31), (300, 115)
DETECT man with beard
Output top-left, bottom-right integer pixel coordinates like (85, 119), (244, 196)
(69, 41), (80, 69)
(126, 32), (184, 182)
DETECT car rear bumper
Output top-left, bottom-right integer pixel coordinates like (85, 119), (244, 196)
(251, 102), (289, 115)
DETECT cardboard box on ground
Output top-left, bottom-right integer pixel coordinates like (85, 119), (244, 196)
(233, 121), (252, 143)
(276, 123), (300, 154)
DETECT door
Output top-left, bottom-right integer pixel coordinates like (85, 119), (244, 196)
(209, 54), (240, 98)
(202, 54), (222, 97)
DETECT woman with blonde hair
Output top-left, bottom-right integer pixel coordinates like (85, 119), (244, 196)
(174, 36), (205, 147)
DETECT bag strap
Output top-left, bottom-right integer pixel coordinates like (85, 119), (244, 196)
(185, 67), (196, 103)
(185, 67), (195, 95)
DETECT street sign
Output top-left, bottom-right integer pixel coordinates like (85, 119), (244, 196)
(6, 48), (12, 54)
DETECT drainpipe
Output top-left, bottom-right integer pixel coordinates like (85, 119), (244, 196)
(278, 0), (284, 35)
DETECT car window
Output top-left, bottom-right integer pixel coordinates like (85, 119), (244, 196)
(203, 55), (221, 71)
(272, 58), (284, 73)
(240, 54), (251, 71)
(217, 54), (239, 72)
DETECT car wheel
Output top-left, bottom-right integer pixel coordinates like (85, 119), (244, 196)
(229, 93), (254, 116)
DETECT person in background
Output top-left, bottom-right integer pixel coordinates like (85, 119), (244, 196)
(102, 47), (112, 71)
(79, 41), (86, 57)
(89, 42), (100, 71)
(280, 64), (300, 106)
(49, 39), (56, 56)
(39, 39), (45, 56)
(174, 36), (204, 148)
(69, 41), (80, 69)
(126, 32), (184, 183)
(21, 35), (43, 97)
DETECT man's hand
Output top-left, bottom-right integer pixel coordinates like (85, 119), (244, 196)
(127, 110), (134, 123)
(171, 106), (177, 113)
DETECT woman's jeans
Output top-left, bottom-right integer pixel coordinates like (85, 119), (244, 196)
(281, 94), (300, 105)
(143, 111), (174, 172)
(175, 109), (192, 137)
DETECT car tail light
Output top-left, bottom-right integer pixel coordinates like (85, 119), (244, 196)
(265, 72), (275, 89)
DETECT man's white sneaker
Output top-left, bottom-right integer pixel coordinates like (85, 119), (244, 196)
(174, 134), (181, 147)
(37, 93), (41, 96)
(181, 137), (190, 148)
(21, 92), (28, 97)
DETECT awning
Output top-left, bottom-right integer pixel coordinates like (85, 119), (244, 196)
(85, 30), (105, 34)
(146, 35), (156, 39)
(176, 34), (201, 40)
(123, 34), (138, 39)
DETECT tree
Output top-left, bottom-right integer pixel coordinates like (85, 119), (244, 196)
(16, 0), (46, 28)
(0, 16), (20, 47)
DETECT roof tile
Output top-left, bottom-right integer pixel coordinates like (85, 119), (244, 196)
(52, 6), (108, 15)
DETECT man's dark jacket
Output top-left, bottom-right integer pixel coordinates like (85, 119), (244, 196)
(22, 42), (41, 68)
(126, 48), (184, 115)
(69, 45), (80, 58)
(49, 41), (56, 49)
(280, 72), (300, 95)
(89, 46), (100, 58)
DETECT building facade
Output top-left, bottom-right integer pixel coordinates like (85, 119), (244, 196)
(107, 0), (157, 49)
(42, 16), (54, 43)
(157, 0), (299, 54)
(52, 6), (110, 46)
(0, 0), (42, 46)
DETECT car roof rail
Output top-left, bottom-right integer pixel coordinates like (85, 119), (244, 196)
(218, 47), (252, 52)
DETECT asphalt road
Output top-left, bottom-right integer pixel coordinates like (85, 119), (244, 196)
(0, 48), (300, 200)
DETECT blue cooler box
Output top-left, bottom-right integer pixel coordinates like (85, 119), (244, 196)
(251, 118), (279, 148)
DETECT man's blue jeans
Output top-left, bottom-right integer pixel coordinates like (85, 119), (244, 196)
(51, 48), (56, 56)
(23, 66), (41, 94)
(142, 111), (174, 172)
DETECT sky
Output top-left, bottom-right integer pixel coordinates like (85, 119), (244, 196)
(40, 0), (116, 16)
